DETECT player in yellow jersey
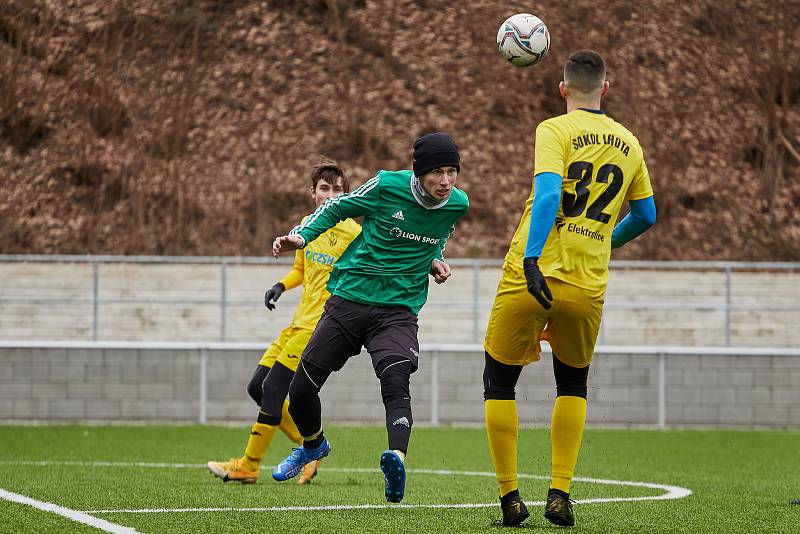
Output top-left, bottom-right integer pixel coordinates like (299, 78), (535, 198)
(483, 50), (656, 527)
(207, 160), (360, 485)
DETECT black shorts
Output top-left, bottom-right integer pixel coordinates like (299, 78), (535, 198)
(301, 295), (420, 376)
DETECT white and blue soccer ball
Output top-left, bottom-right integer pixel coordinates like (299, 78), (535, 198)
(496, 13), (550, 67)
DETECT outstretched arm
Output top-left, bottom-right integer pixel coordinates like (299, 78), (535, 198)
(272, 234), (306, 258)
(288, 175), (380, 249)
(611, 196), (656, 249)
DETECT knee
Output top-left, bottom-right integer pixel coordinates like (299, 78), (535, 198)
(259, 363), (293, 413)
(552, 354), (589, 398)
(246, 379), (261, 404)
(288, 362), (322, 406)
(246, 366), (269, 404)
(259, 387), (284, 424)
(288, 375), (311, 407)
(483, 351), (522, 401)
(379, 364), (412, 407)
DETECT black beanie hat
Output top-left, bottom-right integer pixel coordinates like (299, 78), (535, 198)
(412, 132), (460, 178)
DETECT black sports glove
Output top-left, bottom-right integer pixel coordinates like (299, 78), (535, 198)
(523, 257), (553, 310)
(264, 282), (286, 310)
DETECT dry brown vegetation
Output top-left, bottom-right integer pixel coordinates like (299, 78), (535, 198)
(1, 0), (799, 259)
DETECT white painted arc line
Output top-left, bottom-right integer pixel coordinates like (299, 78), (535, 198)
(572, 476), (692, 500)
(80, 493), (687, 514)
(82, 503), (531, 513)
(0, 461), (692, 495)
(0, 460), (692, 514)
(80, 490), (693, 515)
(0, 488), (139, 533)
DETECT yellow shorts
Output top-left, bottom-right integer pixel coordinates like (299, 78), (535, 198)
(258, 325), (314, 372)
(484, 265), (604, 368)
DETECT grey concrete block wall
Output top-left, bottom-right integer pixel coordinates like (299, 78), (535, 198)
(1, 346), (799, 426)
(1, 348), (200, 420)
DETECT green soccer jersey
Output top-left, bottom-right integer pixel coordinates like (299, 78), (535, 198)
(289, 170), (469, 314)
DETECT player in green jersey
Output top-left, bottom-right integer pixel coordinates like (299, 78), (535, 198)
(270, 133), (469, 503)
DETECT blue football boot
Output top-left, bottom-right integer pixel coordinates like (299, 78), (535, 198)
(380, 450), (406, 503)
(272, 438), (331, 482)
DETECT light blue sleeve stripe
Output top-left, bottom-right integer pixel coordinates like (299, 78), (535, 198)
(524, 172), (562, 259)
(611, 196), (656, 249)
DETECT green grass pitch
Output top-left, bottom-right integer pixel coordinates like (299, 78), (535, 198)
(0, 425), (797, 533)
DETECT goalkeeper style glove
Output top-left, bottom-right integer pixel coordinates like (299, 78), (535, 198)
(523, 257), (553, 310)
(264, 282), (286, 310)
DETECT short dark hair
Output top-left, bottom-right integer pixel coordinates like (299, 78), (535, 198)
(564, 50), (606, 95)
(310, 158), (349, 193)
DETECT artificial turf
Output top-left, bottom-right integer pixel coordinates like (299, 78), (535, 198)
(0, 425), (797, 533)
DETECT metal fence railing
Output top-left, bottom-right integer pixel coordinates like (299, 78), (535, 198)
(1, 255), (799, 346)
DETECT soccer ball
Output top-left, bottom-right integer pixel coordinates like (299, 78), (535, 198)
(496, 13), (550, 67)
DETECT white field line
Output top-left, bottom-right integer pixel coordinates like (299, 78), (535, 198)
(0, 488), (140, 533)
(0, 460), (692, 515)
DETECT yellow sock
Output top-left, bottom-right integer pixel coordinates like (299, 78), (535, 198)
(242, 422), (277, 471)
(550, 395), (587, 494)
(279, 400), (303, 445)
(485, 399), (519, 497)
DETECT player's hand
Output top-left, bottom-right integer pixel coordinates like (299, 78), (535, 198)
(523, 257), (553, 309)
(272, 235), (305, 258)
(264, 282), (286, 310)
(430, 259), (451, 284)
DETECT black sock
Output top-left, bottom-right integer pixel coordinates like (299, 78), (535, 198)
(288, 360), (331, 440)
(379, 361), (414, 453)
(304, 432), (324, 450)
(385, 399), (413, 453)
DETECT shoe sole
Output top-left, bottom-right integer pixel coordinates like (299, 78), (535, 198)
(207, 462), (258, 484)
(503, 508), (530, 526)
(380, 451), (406, 503)
(544, 511), (574, 527)
(297, 461), (320, 485)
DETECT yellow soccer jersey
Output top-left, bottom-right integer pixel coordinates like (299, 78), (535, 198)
(279, 217), (361, 330)
(505, 109), (654, 291)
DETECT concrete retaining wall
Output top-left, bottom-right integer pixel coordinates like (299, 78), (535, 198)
(2, 346), (798, 426)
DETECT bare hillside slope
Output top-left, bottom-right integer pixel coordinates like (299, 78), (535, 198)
(1, 0), (798, 259)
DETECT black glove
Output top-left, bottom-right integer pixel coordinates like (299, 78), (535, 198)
(264, 282), (286, 310)
(523, 257), (553, 310)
